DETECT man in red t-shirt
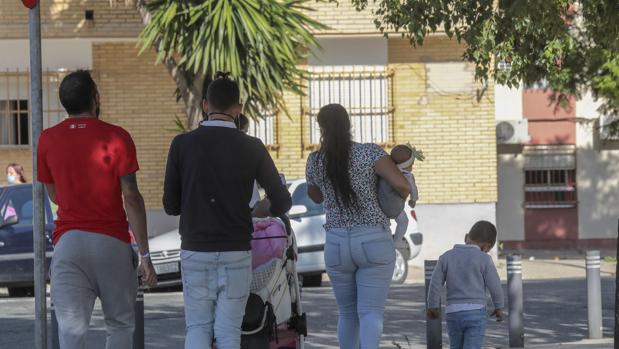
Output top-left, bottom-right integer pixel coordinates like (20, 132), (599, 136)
(37, 70), (156, 349)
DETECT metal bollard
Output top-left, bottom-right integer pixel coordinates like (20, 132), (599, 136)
(50, 299), (60, 349)
(424, 260), (442, 349)
(507, 255), (524, 348)
(133, 288), (145, 349)
(586, 250), (603, 339)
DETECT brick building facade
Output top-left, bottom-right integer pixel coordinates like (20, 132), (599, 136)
(1, 0), (497, 261)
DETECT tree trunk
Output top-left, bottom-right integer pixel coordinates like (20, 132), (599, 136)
(134, 0), (202, 130)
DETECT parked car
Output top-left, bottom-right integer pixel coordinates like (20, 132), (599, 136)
(149, 179), (423, 288)
(286, 179), (423, 285)
(0, 184), (54, 297)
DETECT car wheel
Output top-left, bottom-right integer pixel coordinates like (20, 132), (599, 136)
(302, 274), (322, 287)
(392, 248), (408, 284)
(8, 287), (34, 297)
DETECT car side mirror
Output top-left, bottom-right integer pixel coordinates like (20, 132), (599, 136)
(0, 214), (19, 228)
(289, 205), (308, 217)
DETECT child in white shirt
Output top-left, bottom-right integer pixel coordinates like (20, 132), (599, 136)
(390, 144), (424, 248)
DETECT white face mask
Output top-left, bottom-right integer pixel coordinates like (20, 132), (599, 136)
(7, 175), (16, 184)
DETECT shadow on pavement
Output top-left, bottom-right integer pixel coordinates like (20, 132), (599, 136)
(0, 278), (614, 348)
(303, 278), (615, 348)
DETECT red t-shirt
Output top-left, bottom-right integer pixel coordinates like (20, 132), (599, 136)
(37, 117), (139, 245)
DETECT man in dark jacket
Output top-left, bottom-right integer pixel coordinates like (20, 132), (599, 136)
(163, 74), (291, 349)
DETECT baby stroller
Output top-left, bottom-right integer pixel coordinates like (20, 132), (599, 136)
(241, 215), (307, 349)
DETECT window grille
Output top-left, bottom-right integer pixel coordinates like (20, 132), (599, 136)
(0, 99), (29, 145)
(524, 147), (577, 208)
(0, 69), (68, 146)
(247, 112), (276, 146)
(306, 66), (393, 145)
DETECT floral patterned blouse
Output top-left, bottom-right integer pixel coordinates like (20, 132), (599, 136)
(306, 142), (389, 230)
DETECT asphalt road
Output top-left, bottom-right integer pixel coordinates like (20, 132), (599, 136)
(0, 278), (615, 348)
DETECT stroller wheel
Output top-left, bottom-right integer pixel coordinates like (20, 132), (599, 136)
(289, 313), (307, 337)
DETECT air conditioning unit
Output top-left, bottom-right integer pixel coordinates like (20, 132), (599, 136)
(496, 120), (530, 144)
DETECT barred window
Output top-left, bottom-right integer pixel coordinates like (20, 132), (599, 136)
(524, 147), (577, 208)
(247, 112), (276, 146)
(0, 70), (67, 146)
(0, 99), (29, 145)
(306, 66), (393, 145)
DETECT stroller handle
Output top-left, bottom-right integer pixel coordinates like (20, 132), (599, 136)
(278, 214), (292, 236)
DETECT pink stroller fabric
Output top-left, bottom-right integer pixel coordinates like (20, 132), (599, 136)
(251, 218), (287, 269)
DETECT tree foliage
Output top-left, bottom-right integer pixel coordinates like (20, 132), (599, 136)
(352, 0), (618, 123)
(137, 0), (325, 127)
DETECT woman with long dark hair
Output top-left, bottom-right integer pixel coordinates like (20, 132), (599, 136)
(6, 163), (27, 185)
(306, 104), (410, 348)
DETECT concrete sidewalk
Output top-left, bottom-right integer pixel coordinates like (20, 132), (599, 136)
(302, 338), (615, 348)
(407, 258), (616, 283)
(527, 338), (613, 348)
(0, 278), (614, 348)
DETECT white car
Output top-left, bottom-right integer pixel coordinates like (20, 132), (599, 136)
(287, 179), (423, 286)
(147, 179), (423, 288)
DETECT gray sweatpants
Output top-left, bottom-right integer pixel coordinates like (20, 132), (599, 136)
(51, 230), (138, 349)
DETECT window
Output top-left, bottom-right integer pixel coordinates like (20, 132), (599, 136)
(524, 169), (577, 208)
(524, 148), (577, 208)
(306, 66), (393, 145)
(1, 187), (34, 228)
(247, 112), (276, 146)
(0, 100), (29, 145)
(0, 70), (68, 146)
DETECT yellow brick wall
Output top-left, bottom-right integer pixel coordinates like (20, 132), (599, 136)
(92, 42), (183, 209)
(92, 37), (497, 206)
(274, 37), (497, 204)
(0, 148), (33, 184)
(0, 0), (143, 39)
(388, 36), (466, 63)
(387, 38), (497, 204)
(270, 87), (306, 177)
(301, 1), (379, 35)
(0, 0), (379, 39)
(0, 36), (497, 207)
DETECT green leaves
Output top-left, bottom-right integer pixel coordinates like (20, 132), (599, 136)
(138, 0), (326, 119)
(354, 0), (619, 118)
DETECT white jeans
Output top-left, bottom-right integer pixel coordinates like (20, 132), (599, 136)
(181, 250), (252, 349)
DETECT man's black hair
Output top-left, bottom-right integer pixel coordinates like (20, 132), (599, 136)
(468, 220), (497, 245)
(59, 70), (97, 115)
(238, 114), (249, 131)
(205, 72), (240, 112)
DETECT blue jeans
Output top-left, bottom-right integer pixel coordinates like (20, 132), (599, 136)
(180, 250), (252, 349)
(446, 308), (488, 349)
(325, 226), (396, 349)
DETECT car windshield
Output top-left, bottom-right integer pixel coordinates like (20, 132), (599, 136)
(291, 182), (324, 216)
(1, 186), (34, 227)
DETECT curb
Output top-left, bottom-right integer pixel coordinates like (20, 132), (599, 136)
(525, 338), (613, 348)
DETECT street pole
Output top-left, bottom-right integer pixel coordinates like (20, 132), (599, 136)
(507, 255), (524, 348)
(29, 1), (46, 348)
(424, 260), (442, 349)
(614, 219), (618, 349)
